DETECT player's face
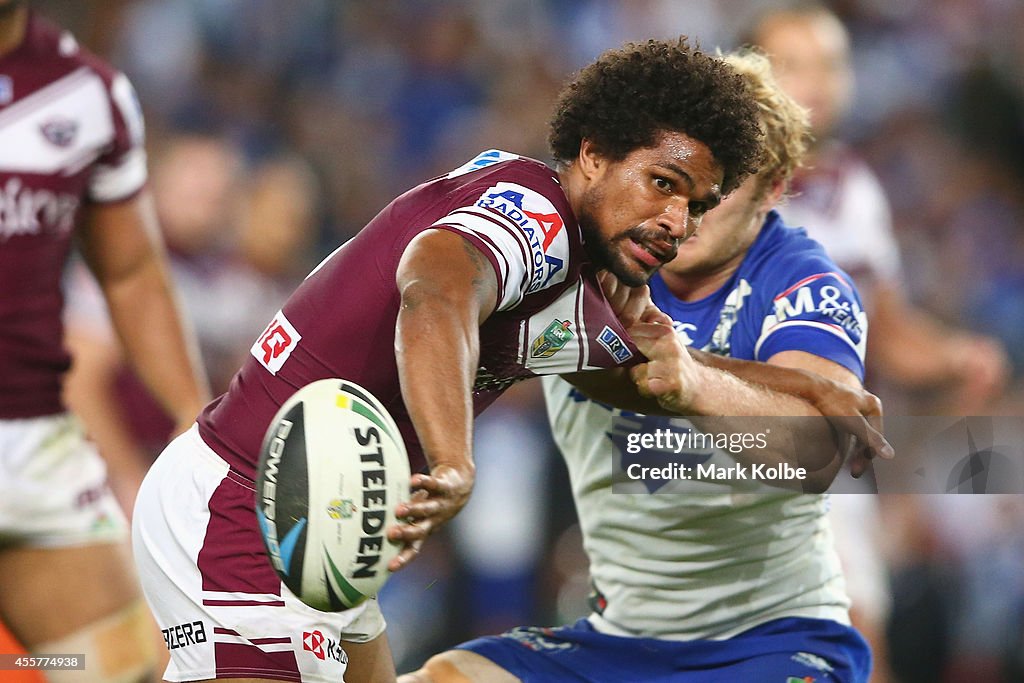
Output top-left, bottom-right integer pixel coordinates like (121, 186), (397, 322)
(662, 173), (773, 280)
(576, 132), (723, 287)
(755, 13), (854, 138)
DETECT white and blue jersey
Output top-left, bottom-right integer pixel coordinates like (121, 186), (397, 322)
(652, 209), (866, 378)
(456, 211), (871, 681)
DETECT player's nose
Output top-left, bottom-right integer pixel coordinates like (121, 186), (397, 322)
(656, 201), (691, 241)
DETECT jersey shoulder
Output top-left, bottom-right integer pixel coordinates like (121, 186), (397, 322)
(19, 13), (121, 85)
(428, 150), (579, 309)
(745, 212), (857, 294)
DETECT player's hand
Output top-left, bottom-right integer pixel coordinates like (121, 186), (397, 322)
(598, 270), (664, 328)
(386, 463), (474, 571)
(948, 333), (1010, 413)
(804, 376), (894, 476)
(627, 311), (702, 413)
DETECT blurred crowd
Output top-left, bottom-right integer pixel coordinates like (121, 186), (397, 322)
(31, 0), (1024, 681)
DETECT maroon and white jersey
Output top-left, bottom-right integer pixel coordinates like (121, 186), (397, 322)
(782, 141), (902, 290)
(200, 150), (641, 477)
(0, 12), (147, 418)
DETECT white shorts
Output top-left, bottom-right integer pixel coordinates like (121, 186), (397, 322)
(132, 425), (386, 682)
(0, 413), (128, 547)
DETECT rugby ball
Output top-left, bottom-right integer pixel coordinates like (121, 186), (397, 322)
(255, 379), (411, 611)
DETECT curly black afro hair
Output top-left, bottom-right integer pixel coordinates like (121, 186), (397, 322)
(549, 38), (764, 195)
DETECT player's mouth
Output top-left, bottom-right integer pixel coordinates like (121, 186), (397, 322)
(627, 238), (676, 268)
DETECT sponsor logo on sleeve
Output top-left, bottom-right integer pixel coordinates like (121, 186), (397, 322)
(251, 312), (301, 374)
(475, 182), (568, 293)
(597, 325), (633, 364)
(772, 273), (864, 337)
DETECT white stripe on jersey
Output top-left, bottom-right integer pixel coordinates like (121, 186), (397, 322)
(754, 319), (863, 361)
(89, 146), (147, 202)
(0, 67), (93, 128)
(434, 208), (534, 311)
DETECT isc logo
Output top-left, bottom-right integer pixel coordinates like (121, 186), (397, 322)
(251, 312), (302, 374)
(302, 630), (346, 663)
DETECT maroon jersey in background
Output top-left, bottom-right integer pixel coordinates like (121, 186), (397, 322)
(200, 150), (641, 477)
(0, 11), (147, 418)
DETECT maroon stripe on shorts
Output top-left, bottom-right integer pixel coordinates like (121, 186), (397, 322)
(197, 471), (281, 595)
(203, 599), (287, 607)
(251, 637), (293, 645)
(214, 641), (301, 682)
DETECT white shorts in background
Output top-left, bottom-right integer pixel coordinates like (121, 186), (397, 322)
(0, 413), (128, 547)
(132, 425), (386, 683)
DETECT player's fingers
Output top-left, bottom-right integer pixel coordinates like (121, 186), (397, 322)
(848, 444), (873, 479)
(386, 517), (434, 543)
(409, 473), (447, 492)
(387, 539), (425, 572)
(630, 364), (652, 396)
(829, 415), (893, 461)
(398, 498), (443, 520)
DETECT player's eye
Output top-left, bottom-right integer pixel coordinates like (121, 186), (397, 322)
(654, 176), (673, 193)
(689, 201), (709, 218)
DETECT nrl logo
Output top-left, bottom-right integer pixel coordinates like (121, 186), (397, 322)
(326, 499), (357, 520)
(40, 117), (79, 147)
(531, 319), (573, 358)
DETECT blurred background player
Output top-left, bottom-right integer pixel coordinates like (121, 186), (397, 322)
(404, 48), (877, 683)
(0, 1), (209, 682)
(62, 137), (320, 514)
(746, 4), (1014, 683)
(746, 1), (1011, 416)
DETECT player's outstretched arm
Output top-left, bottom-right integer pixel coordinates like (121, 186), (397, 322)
(688, 347), (889, 477)
(77, 191), (210, 434)
(387, 229), (498, 571)
(629, 313), (893, 491)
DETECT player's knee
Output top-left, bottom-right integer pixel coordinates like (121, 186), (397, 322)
(32, 599), (158, 683)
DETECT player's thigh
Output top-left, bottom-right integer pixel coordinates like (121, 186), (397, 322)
(401, 650), (522, 683)
(0, 540), (142, 646)
(344, 634), (397, 683)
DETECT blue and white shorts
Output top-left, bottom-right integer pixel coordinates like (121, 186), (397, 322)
(457, 616), (871, 683)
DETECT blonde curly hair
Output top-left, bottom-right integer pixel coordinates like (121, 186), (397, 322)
(722, 48), (812, 193)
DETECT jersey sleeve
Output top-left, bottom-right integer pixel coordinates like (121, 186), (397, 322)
(754, 263), (868, 380)
(430, 180), (571, 312)
(87, 72), (147, 203)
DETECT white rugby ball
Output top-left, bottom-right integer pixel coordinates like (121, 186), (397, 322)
(255, 379), (411, 611)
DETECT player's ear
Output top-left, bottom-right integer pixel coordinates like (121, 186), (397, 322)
(761, 174), (787, 211)
(577, 138), (607, 181)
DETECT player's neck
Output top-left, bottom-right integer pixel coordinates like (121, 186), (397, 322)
(0, 6), (28, 59)
(658, 256), (743, 303)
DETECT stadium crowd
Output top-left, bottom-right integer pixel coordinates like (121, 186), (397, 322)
(11, 1), (1024, 681)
